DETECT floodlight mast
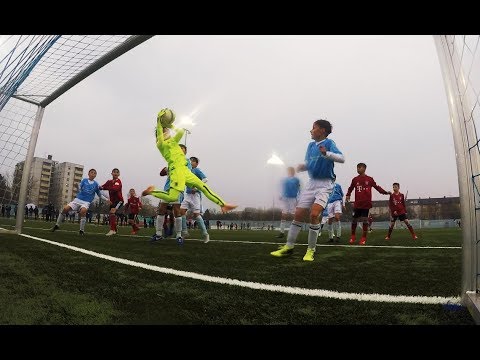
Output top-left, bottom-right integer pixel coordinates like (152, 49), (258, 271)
(267, 154), (285, 227)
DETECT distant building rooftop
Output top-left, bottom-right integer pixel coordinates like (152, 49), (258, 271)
(371, 196), (459, 207)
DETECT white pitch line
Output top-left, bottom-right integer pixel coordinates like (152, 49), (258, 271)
(1, 225), (462, 250)
(17, 232), (461, 305)
(182, 238), (462, 250)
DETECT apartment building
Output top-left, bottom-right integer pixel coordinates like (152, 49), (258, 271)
(13, 155), (54, 208)
(13, 155), (83, 210)
(49, 161), (84, 210)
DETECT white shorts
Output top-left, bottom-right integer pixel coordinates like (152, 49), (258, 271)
(281, 197), (297, 215)
(296, 178), (334, 210)
(327, 200), (343, 218)
(67, 198), (90, 212)
(180, 192), (201, 213)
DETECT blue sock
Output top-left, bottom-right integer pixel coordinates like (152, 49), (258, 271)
(182, 215), (187, 232)
(196, 214), (208, 235)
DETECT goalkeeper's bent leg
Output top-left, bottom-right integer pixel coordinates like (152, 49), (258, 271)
(145, 187), (182, 203)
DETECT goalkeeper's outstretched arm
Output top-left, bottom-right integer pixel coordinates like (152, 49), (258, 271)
(156, 122), (165, 149)
(170, 125), (185, 143)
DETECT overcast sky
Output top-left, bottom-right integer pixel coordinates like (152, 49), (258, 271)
(33, 35), (458, 211)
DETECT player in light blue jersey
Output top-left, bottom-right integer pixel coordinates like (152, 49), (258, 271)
(180, 156), (210, 243)
(325, 181), (345, 243)
(50, 169), (107, 235)
(276, 166), (300, 239)
(271, 119), (345, 261)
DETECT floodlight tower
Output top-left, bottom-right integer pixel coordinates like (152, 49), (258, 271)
(267, 154), (285, 226)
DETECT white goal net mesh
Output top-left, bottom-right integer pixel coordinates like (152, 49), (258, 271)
(0, 35), (151, 231)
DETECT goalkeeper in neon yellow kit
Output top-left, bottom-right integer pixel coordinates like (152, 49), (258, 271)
(142, 108), (237, 213)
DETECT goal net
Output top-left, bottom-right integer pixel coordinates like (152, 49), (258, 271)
(435, 35), (480, 322)
(0, 35), (153, 233)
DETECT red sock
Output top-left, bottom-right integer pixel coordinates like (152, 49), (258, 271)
(109, 214), (117, 231)
(362, 223), (368, 238)
(351, 223), (357, 235)
(388, 226), (393, 237)
(407, 224), (415, 236)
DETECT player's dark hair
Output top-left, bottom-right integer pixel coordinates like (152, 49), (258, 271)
(190, 156), (199, 164)
(357, 163), (367, 168)
(314, 119), (332, 135)
(112, 168), (120, 172)
(179, 144), (187, 151)
(88, 168), (96, 173)
(393, 182), (400, 187)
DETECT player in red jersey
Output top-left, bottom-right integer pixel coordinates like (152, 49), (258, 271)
(345, 163), (390, 245)
(100, 168), (124, 236)
(385, 182), (417, 240)
(125, 188), (142, 235)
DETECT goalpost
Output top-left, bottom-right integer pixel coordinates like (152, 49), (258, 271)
(434, 35), (480, 323)
(0, 35), (153, 234)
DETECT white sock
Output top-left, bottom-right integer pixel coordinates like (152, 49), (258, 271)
(80, 217), (86, 231)
(175, 216), (182, 237)
(286, 220), (303, 247)
(307, 223), (321, 250)
(337, 221), (342, 237)
(328, 222), (335, 239)
(56, 213), (65, 226)
(156, 215), (164, 236)
(280, 219), (286, 233)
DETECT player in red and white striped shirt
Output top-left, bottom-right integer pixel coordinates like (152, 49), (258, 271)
(385, 183), (417, 240)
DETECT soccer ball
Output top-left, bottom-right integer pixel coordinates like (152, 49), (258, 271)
(157, 108), (176, 128)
